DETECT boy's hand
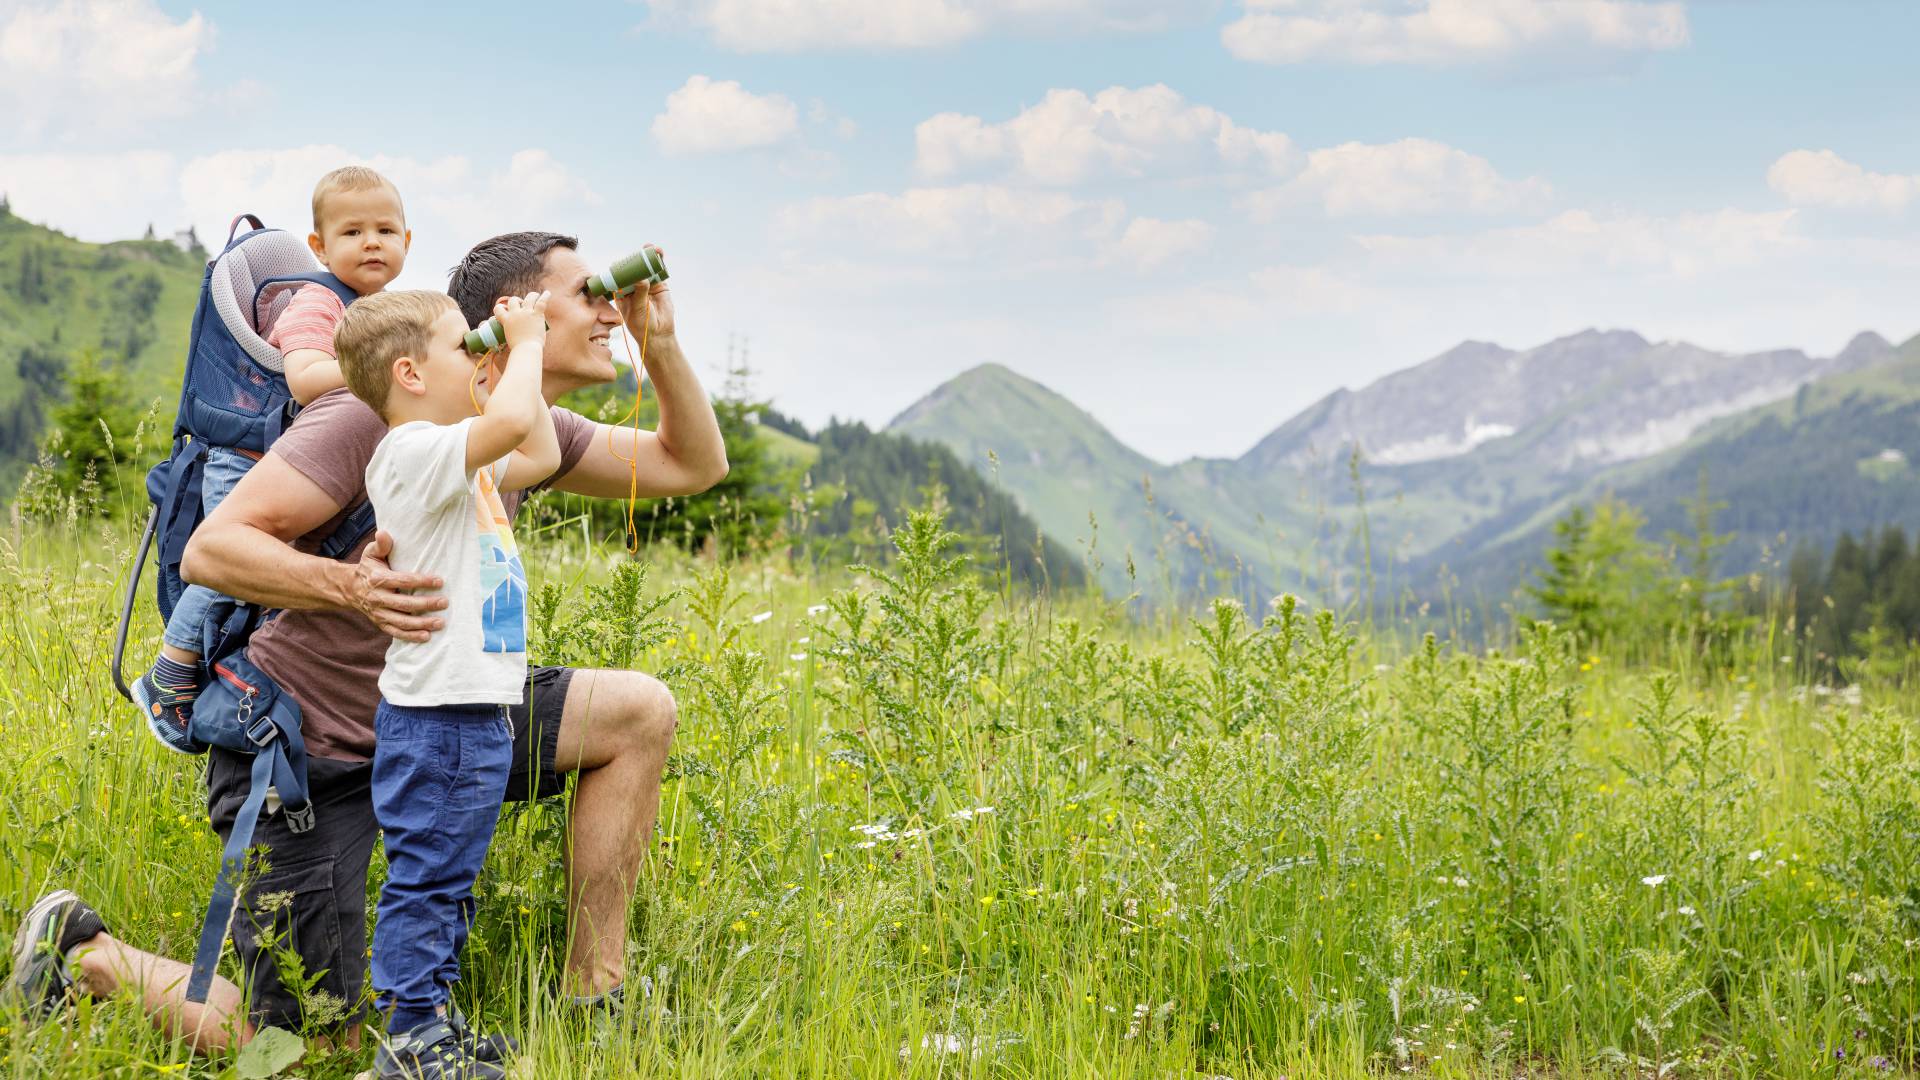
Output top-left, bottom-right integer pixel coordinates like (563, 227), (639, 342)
(495, 290), (549, 350)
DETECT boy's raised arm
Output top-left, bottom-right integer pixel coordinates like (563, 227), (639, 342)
(465, 291), (548, 474)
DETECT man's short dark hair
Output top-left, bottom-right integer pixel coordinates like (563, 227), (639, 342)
(446, 231), (578, 327)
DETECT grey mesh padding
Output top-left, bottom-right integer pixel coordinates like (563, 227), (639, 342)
(208, 229), (323, 374)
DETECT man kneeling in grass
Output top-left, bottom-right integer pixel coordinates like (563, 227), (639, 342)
(9, 232), (726, 1057)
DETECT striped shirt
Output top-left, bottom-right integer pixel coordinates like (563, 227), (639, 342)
(266, 284), (348, 363)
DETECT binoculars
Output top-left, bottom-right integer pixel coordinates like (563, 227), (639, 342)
(463, 247), (668, 353)
(586, 246), (668, 298)
(464, 316), (555, 355)
(463, 317), (514, 355)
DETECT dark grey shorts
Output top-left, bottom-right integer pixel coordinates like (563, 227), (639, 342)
(204, 665), (572, 1033)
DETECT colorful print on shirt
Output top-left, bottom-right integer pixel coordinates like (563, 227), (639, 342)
(473, 469), (527, 653)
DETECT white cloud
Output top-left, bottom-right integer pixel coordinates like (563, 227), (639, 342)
(915, 84), (1294, 185)
(0, 151), (180, 240)
(1767, 149), (1918, 212)
(0, 0), (214, 138)
(645, 0), (1209, 51)
(1222, 0), (1689, 67)
(1111, 217), (1213, 270)
(1354, 207), (1804, 279)
(652, 75), (802, 156)
(1245, 138), (1550, 218)
(777, 183), (1127, 262)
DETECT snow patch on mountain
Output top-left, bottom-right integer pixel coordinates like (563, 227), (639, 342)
(1372, 418), (1518, 464)
(1567, 377), (1811, 465)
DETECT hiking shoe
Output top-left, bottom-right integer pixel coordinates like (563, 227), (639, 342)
(373, 1019), (507, 1079)
(8, 889), (106, 1016)
(447, 1005), (517, 1064)
(130, 668), (200, 755)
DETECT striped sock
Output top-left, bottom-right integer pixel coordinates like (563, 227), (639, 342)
(152, 654), (199, 691)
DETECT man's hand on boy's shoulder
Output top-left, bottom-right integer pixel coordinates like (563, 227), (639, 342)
(497, 290), (549, 349)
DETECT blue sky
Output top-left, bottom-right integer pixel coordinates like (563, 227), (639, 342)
(4, 0), (1918, 461)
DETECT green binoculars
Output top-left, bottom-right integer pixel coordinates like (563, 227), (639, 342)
(586, 246), (668, 299)
(463, 316), (554, 355)
(463, 317), (514, 355)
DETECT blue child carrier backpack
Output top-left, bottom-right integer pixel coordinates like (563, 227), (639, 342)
(110, 213), (375, 1002)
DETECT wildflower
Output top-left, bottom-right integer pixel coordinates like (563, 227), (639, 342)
(1642, 874), (1667, 887)
(979, 895), (994, 906)
(751, 611), (772, 624)
(1677, 905), (1696, 916)
(731, 921), (747, 933)
(1513, 995), (1526, 1005)
(950, 806), (995, 822)
(789, 653), (808, 661)
(1749, 849), (1765, 862)
(807, 604), (828, 616)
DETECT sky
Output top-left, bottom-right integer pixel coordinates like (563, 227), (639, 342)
(3, 0), (1918, 463)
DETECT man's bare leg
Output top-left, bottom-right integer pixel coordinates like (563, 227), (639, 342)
(68, 933), (253, 1054)
(548, 668), (676, 997)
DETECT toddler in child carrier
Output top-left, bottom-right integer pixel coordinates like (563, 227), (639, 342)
(131, 167), (410, 751)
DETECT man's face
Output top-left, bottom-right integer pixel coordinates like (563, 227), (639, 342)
(536, 247), (621, 394)
(310, 185), (410, 295)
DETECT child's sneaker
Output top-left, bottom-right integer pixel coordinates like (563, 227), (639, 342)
(130, 667), (200, 754)
(446, 1005), (517, 1064)
(373, 1019), (507, 1079)
(8, 889), (106, 1016)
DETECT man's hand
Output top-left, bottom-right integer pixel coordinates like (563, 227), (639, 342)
(351, 530), (447, 642)
(616, 276), (673, 340)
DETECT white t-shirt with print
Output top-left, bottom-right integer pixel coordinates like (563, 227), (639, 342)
(365, 418), (528, 707)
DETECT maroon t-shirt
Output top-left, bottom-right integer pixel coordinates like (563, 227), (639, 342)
(245, 388), (595, 762)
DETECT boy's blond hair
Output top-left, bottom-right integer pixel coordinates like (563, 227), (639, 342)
(312, 165), (404, 233)
(335, 290), (457, 418)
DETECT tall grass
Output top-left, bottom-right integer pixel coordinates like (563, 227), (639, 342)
(3, 497), (1919, 1078)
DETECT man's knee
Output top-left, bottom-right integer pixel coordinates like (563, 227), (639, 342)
(572, 669), (676, 757)
(626, 673), (677, 758)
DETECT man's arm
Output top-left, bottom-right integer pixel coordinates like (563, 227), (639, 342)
(552, 290), (728, 499)
(182, 453), (448, 641)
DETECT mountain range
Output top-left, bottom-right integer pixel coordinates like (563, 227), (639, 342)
(887, 326), (1920, 608)
(8, 203), (1914, 612)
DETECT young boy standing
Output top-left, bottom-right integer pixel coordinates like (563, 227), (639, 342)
(132, 165), (413, 751)
(334, 288), (558, 1079)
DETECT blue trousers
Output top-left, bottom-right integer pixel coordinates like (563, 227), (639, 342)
(369, 700), (512, 1029)
(163, 445), (254, 652)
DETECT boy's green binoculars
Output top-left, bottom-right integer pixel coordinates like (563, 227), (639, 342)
(463, 317), (512, 355)
(585, 245), (668, 299)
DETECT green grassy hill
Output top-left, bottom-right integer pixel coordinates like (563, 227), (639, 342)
(887, 363), (1316, 604)
(0, 205), (202, 490)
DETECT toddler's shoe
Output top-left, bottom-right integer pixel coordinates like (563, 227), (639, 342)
(131, 668), (200, 754)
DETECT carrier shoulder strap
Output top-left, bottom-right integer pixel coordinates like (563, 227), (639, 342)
(254, 270), (358, 311)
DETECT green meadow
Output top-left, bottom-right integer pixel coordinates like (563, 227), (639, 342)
(3, 477), (1919, 1079)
